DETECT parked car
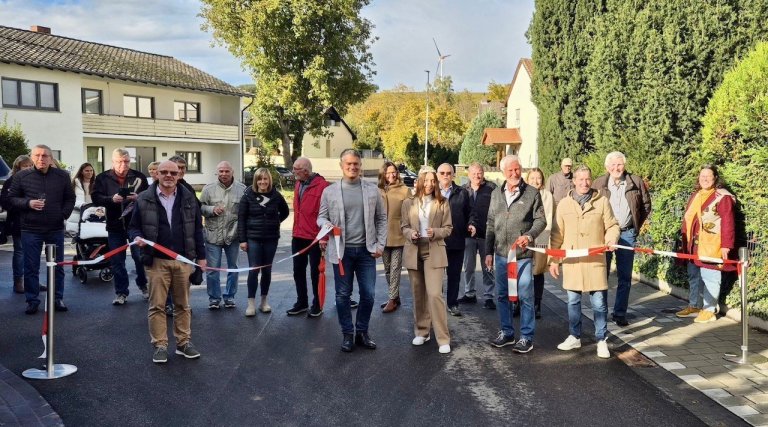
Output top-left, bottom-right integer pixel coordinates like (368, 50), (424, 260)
(243, 165), (295, 189)
(401, 168), (417, 188)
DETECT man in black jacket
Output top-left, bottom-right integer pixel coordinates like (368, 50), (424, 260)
(461, 162), (497, 309)
(92, 148), (149, 306)
(129, 160), (206, 364)
(437, 163), (471, 317)
(8, 145), (75, 314)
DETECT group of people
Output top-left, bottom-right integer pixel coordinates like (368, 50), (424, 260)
(0, 144), (737, 363)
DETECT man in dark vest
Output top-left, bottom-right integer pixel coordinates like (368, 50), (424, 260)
(129, 160), (206, 364)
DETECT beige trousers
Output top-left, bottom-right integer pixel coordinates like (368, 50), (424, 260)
(408, 257), (450, 346)
(146, 258), (193, 348)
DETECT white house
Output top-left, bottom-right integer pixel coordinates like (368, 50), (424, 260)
(0, 25), (249, 186)
(504, 58), (538, 169)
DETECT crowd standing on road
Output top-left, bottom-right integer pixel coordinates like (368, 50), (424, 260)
(9, 143), (751, 364)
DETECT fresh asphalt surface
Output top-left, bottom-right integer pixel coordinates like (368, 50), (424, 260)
(0, 243), (745, 426)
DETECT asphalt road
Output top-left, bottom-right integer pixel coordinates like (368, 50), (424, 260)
(0, 242), (745, 426)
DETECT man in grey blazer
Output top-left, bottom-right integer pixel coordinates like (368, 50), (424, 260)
(485, 155), (546, 354)
(318, 149), (387, 353)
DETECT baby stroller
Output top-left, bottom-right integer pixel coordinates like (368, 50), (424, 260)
(71, 204), (113, 284)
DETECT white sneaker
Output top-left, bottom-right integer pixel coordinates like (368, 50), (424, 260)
(439, 344), (451, 354)
(412, 336), (431, 346)
(557, 335), (581, 351)
(141, 288), (149, 300)
(112, 294), (127, 305)
(597, 340), (610, 359)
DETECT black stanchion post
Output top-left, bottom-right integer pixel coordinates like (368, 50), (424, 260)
(724, 247), (767, 365)
(23, 244), (77, 380)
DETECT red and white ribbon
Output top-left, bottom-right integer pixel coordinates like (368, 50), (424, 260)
(507, 245), (518, 302)
(332, 226), (345, 276)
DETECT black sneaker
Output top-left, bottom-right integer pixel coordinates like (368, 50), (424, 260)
(308, 305), (323, 318)
(223, 299), (236, 308)
(483, 299), (496, 310)
(25, 302), (39, 315)
(175, 342), (201, 359)
(54, 300), (68, 312)
(447, 306), (463, 317)
(209, 300), (221, 310)
(350, 300), (359, 309)
(512, 338), (533, 354)
(287, 303), (309, 316)
(165, 304), (174, 316)
(153, 346), (168, 364)
(612, 315), (629, 327)
(490, 331), (516, 348)
(457, 295), (477, 304)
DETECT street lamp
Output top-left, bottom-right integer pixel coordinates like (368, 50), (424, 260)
(424, 70), (430, 167)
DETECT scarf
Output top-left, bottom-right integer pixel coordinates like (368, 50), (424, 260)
(684, 188), (715, 240)
(572, 190), (593, 209)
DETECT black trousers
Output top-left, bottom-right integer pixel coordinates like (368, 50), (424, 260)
(445, 248), (465, 307)
(292, 237), (322, 308)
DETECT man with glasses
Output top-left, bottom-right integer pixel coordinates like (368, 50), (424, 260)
(8, 145), (75, 314)
(436, 163), (471, 317)
(93, 148), (149, 306)
(546, 158), (574, 205)
(130, 160), (206, 364)
(288, 157), (330, 317)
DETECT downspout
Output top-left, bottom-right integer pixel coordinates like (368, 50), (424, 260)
(240, 95), (254, 182)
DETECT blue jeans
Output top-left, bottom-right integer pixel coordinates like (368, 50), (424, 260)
(333, 246), (376, 334)
(206, 241), (241, 302)
(687, 263), (721, 312)
(494, 255), (534, 340)
(12, 235), (24, 279)
(567, 290), (608, 340)
(22, 231), (64, 304)
(245, 239), (278, 298)
(606, 228), (636, 317)
(108, 230), (147, 296)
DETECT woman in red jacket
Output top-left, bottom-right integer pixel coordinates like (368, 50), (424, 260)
(676, 165), (736, 323)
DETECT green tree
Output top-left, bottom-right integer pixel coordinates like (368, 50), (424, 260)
(200, 0), (377, 167)
(700, 41), (768, 315)
(486, 80), (511, 103)
(0, 115), (29, 165)
(458, 110), (501, 166)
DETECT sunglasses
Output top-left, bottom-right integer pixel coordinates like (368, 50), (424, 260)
(438, 171), (452, 175)
(158, 170), (179, 176)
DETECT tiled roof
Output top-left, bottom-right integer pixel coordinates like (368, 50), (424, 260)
(0, 25), (249, 97)
(482, 127), (521, 145)
(506, 58), (533, 103)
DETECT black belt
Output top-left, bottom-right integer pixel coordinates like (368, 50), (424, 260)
(620, 225), (634, 232)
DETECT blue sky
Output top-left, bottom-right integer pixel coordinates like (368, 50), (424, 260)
(0, 0), (534, 93)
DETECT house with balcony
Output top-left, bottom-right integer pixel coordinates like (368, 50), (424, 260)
(0, 25), (249, 186)
(482, 58), (538, 169)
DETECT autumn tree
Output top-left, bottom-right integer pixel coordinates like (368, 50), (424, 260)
(200, 0), (377, 167)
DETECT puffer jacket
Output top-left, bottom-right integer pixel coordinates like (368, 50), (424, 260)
(485, 180), (546, 259)
(238, 187), (289, 242)
(200, 179), (247, 245)
(7, 167), (75, 233)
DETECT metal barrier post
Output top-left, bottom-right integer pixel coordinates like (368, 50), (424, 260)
(23, 244), (77, 380)
(724, 247), (766, 365)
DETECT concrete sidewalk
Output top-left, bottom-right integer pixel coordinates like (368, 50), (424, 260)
(548, 274), (768, 426)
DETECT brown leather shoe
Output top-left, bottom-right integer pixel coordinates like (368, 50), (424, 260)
(13, 277), (24, 294)
(382, 299), (398, 313)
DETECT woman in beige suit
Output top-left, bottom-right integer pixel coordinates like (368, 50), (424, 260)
(401, 167), (453, 354)
(549, 165), (619, 359)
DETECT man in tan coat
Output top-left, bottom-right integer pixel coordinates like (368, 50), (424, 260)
(549, 165), (619, 359)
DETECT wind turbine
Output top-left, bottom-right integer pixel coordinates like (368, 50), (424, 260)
(433, 38), (451, 80)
